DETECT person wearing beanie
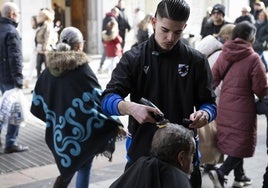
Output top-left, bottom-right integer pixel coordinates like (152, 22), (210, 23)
(200, 3), (231, 39)
(212, 4), (225, 16)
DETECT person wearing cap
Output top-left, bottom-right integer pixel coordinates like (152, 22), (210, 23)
(201, 3), (231, 39)
(30, 26), (123, 188)
(234, 6), (255, 24)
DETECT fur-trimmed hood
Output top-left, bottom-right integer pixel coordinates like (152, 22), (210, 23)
(46, 51), (89, 77)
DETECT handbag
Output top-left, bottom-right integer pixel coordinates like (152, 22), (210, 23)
(198, 120), (223, 165)
(256, 96), (268, 115)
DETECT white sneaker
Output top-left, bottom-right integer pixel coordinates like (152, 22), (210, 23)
(232, 175), (252, 187)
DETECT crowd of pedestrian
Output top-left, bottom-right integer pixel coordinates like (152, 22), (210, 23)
(197, 1), (268, 188)
(1, 0), (268, 188)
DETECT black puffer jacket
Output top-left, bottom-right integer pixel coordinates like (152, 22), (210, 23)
(0, 17), (23, 88)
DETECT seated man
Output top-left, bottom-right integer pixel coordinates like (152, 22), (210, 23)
(110, 123), (196, 188)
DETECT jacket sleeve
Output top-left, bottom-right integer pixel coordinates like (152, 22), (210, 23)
(102, 51), (136, 99)
(251, 54), (268, 98)
(212, 55), (223, 89)
(196, 54), (216, 105)
(260, 23), (268, 42)
(43, 24), (54, 51)
(7, 31), (23, 88)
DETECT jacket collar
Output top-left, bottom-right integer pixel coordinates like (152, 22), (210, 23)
(148, 34), (182, 56)
(0, 17), (18, 27)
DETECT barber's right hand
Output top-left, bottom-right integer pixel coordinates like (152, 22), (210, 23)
(118, 101), (163, 124)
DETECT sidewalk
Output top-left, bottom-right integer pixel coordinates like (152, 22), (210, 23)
(0, 55), (267, 188)
(1, 114), (267, 188)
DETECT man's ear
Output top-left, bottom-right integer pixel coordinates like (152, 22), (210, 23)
(177, 150), (185, 167)
(151, 17), (156, 28)
(9, 10), (14, 19)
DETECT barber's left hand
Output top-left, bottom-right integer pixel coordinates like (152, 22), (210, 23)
(188, 110), (209, 129)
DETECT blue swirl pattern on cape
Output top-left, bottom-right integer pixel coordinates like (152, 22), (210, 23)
(30, 50), (122, 180)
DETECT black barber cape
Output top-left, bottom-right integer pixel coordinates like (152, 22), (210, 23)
(30, 51), (122, 180)
(110, 156), (192, 188)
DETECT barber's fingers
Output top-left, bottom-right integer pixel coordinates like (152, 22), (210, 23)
(189, 110), (209, 128)
(130, 104), (156, 124)
(199, 110), (209, 121)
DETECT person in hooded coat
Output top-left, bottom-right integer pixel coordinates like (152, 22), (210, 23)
(30, 26), (123, 188)
(209, 21), (268, 188)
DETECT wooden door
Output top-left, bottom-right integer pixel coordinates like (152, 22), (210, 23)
(70, 0), (88, 52)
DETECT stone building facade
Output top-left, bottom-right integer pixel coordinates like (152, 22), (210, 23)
(0, 0), (249, 58)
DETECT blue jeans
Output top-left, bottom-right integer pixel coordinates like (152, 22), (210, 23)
(75, 157), (93, 188)
(0, 83), (20, 147)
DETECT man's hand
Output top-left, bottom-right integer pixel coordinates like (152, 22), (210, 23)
(189, 110), (209, 129)
(118, 101), (163, 124)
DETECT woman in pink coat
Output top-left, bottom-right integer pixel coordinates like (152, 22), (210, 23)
(209, 21), (268, 188)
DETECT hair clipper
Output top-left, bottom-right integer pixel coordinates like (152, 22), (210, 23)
(139, 98), (169, 125)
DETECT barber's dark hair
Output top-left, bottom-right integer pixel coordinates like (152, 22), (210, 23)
(150, 123), (194, 167)
(232, 21), (256, 43)
(155, 0), (190, 22)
